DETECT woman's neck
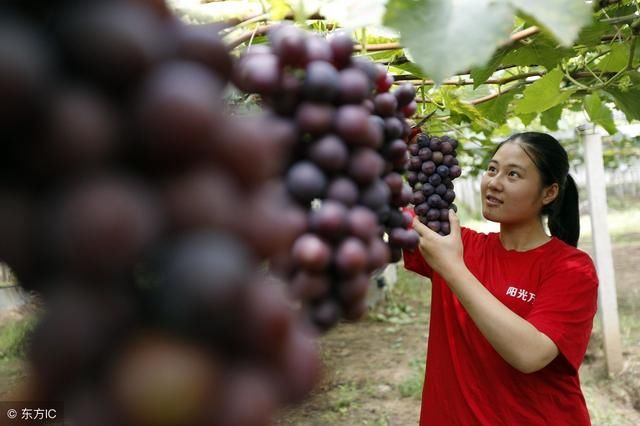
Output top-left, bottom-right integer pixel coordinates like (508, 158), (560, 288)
(499, 220), (551, 252)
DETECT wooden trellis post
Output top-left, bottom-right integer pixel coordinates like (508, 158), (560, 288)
(577, 124), (623, 376)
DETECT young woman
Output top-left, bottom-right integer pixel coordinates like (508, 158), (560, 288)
(403, 132), (599, 425)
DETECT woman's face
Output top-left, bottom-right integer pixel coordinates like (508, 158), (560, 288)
(480, 141), (555, 225)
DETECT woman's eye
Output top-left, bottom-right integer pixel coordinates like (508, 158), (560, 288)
(509, 171), (520, 177)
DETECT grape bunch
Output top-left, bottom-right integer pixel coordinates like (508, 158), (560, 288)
(0, 1), (322, 425)
(234, 25), (418, 331)
(406, 132), (462, 235)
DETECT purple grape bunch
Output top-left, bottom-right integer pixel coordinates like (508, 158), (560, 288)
(406, 133), (462, 235)
(234, 24), (418, 331)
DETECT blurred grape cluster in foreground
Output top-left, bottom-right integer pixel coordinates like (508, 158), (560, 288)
(0, 1), (420, 425)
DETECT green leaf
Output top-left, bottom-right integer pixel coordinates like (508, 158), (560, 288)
(441, 89), (491, 130)
(470, 47), (510, 88)
(359, 49), (404, 63)
(416, 101), (438, 119)
(476, 90), (517, 125)
(604, 87), (640, 121)
(518, 112), (537, 126)
(584, 92), (617, 135)
(502, 36), (570, 70)
(384, 0), (514, 83)
(514, 68), (575, 114)
(540, 104), (563, 130)
(509, 0), (592, 46)
(625, 70), (640, 85)
(575, 20), (610, 46)
(595, 44), (629, 72)
(457, 85), (493, 103)
(391, 62), (430, 79)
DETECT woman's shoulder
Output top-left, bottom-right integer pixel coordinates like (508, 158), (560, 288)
(548, 238), (594, 262)
(544, 238), (598, 280)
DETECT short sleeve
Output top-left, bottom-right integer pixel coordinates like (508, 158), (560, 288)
(526, 250), (599, 372)
(402, 245), (433, 278)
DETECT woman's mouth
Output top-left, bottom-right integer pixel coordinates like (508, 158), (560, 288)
(485, 195), (503, 206)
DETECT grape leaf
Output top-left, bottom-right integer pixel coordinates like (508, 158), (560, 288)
(575, 20), (610, 47)
(509, 0), (592, 46)
(584, 92), (617, 135)
(514, 68), (576, 114)
(391, 62), (430, 79)
(441, 89), (491, 130)
(476, 90), (517, 125)
(457, 85), (493, 103)
(604, 87), (640, 121)
(384, 0), (514, 83)
(624, 70), (640, 87)
(502, 36), (571, 70)
(540, 104), (563, 131)
(362, 49), (404, 63)
(595, 44), (629, 72)
(518, 112), (537, 126)
(470, 47), (511, 88)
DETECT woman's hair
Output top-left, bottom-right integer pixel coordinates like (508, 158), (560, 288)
(493, 132), (580, 247)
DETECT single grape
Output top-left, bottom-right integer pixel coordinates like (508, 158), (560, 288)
(337, 68), (370, 104)
(269, 24), (307, 67)
(326, 177), (359, 207)
(347, 206), (379, 242)
(286, 161), (327, 204)
(308, 200), (349, 241)
(334, 105), (371, 146)
(308, 134), (349, 174)
(421, 183), (435, 196)
(421, 161), (436, 174)
(329, 32), (354, 69)
(358, 179), (391, 210)
(373, 92), (398, 117)
(428, 173), (442, 186)
(296, 102), (335, 135)
(384, 172), (404, 194)
(303, 60), (339, 102)
(432, 151), (444, 165)
(291, 233), (332, 273)
(334, 237), (368, 277)
(347, 148), (385, 185)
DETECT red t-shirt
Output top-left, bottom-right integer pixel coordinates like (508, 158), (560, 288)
(403, 227), (598, 425)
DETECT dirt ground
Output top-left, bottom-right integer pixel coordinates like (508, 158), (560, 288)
(275, 241), (640, 426)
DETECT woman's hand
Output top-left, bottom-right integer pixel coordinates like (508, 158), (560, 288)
(412, 209), (464, 282)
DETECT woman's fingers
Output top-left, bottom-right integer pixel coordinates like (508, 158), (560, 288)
(413, 217), (439, 244)
(412, 216), (427, 237)
(448, 209), (461, 238)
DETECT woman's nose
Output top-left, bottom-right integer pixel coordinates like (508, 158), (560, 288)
(487, 173), (503, 191)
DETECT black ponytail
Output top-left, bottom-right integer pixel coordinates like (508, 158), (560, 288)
(547, 174), (580, 247)
(497, 132), (581, 247)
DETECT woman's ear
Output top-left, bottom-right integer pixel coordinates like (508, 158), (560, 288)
(542, 183), (559, 206)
